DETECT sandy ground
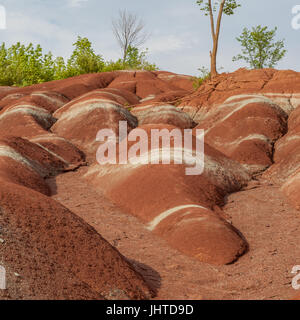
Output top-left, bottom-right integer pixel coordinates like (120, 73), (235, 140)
(49, 168), (300, 300)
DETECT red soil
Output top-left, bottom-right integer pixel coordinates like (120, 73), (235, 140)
(50, 168), (300, 300)
(0, 69), (300, 299)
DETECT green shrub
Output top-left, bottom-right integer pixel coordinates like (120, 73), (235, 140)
(0, 36), (158, 87)
(123, 46), (158, 71)
(192, 66), (211, 90)
(103, 59), (126, 72)
(104, 46), (158, 72)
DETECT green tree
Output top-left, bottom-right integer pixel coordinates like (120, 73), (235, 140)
(41, 52), (56, 82)
(196, 0), (240, 77)
(232, 25), (287, 69)
(124, 46), (157, 70)
(0, 42), (56, 86)
(65, 36), (105, 77)
(53, 56), (67, 80)
(0, 43), (10, 85)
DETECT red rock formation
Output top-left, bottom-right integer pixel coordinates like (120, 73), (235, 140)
(131, 104), (196, 129)
(180, 68), (300, 210)
(1, 68), (300, 298)
(86, 124), (250, 264)
(108, 70), (193, 99)
(52, 92), (138, 154)
(263, 104), (300, 184)
(0, 180), (153, 299)
(0, 136), (85, 194)
(281, 169), (300, 210)
(0, 102), (56, 139)
(179, 69), (300, 119)
(192, 94), (287, 174)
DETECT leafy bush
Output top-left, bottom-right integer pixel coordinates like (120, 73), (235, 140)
(103, 59), (126, 72)
(104, 46), (158, 72)
(0, 36), (158, 87)
(123, 46), (158, 71)
(192, 66), (211, 90)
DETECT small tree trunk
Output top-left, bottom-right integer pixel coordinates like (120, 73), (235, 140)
(122, 42), (128, 65)
(210, 43), (218, 78)
(209, 0), (225, 78)
(122, 49), (127, 64)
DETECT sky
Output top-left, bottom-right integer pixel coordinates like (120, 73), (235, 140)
(0, 0), (299, 76)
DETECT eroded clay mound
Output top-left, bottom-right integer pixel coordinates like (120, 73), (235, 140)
(179, 69), (300, 114)
(0, 181), (153, 299)
(263, 105), (300, 184)
(193, 94), (288, 174)
(108, 70), (193, 99)
(0, 102), (57, 139)
(138, 90), (189, 106)
(155, 71), (194, 92)
(52, 93), (138, 153)
(29, 134), (86, 169)
(152, 206), (246, 265)
(0, 136), (85, 195)
(0, 72), (117, 102)
(258, 94), (300, 209)
(0, 93), (27, 111)
(281, 169), (300, 210)
(0, 70), (192, 105)
(131, 104), (196, 129)
(176, 69), (300, 210)
(0, 91), (69, 114)
(53, 88), (139, 118)
(85, 124), (250, 265)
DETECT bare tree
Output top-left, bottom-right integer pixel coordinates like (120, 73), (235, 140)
(112, 10), (148, 63)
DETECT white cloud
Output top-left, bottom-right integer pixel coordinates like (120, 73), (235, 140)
(67, 0), (88, 8)
(3, 12), (76, 58)
(145, 35), (186, 54)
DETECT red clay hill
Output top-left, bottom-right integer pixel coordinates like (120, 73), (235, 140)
(0, 69), (300, 300)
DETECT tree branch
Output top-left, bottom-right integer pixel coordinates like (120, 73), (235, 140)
(208, 0), (215, 39)
(215, 0), (225, 42)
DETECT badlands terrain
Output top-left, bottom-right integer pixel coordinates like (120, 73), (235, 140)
(0, 68), (300, 300)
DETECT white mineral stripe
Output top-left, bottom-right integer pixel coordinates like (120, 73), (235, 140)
(146, 204), (210, 231)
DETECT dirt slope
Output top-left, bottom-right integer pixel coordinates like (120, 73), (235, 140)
(50, 168), (300, 300)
